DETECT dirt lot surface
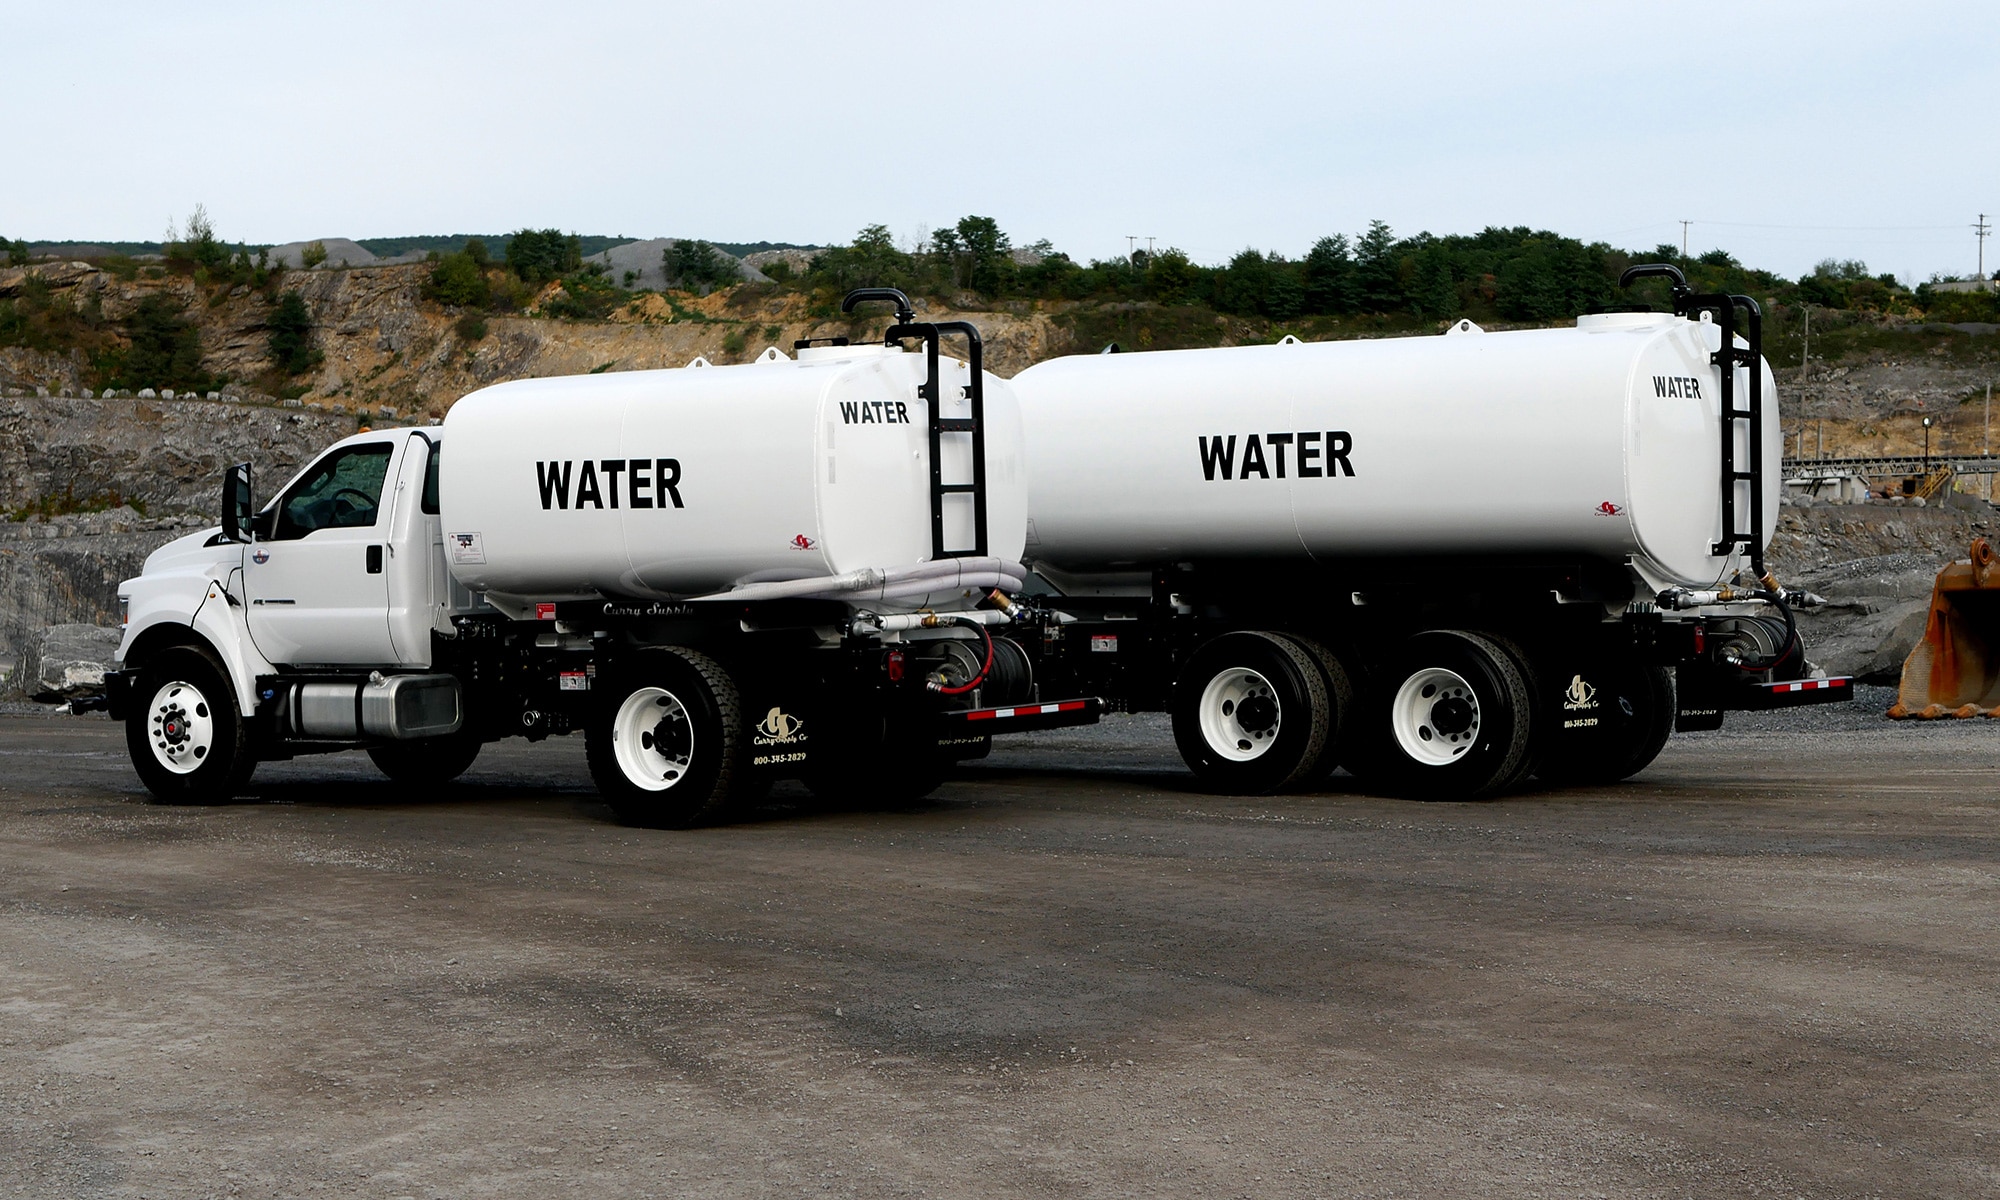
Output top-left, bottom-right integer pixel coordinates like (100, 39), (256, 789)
(2, 702), (1997, 1199)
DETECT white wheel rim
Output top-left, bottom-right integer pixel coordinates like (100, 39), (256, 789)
(147, 679), (215, 775)
(612, 686), (694, 792)
(1392, 667), (1480, 766)
(1198, 667), (1281, 762)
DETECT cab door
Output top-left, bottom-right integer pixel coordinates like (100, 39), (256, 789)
(245, 438), (403, 666)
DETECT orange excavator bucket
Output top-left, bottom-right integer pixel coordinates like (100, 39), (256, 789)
(1887, 538), (2000, 719)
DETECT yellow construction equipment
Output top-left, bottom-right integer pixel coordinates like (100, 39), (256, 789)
(1888, 538), (2000, 718)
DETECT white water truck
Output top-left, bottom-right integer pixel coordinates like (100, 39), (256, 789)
(1000, 264), (1852, 798)
(101, 291), (1100, 825)
(97, 269), (1851, 816)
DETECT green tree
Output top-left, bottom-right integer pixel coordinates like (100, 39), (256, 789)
(300, 240), (328, 269)
(1301, 234), (1357, 314)
(954, 215), (1012, 294)
(462, 237), (491, 268)
(267, 292), (319, 375)
(427, 252), (491, 307)
(1354, 220), (1402, 313)
(806, 224), (919, 293)
(1407, 240), (1457, 320)
(117, 294), (213, 392)
(661, 239), (739, 292)
(5, 238), (27, 267)
(1144, 248), (1201, 305)
(505, 229), (583, 283)
(167, 204), (232, 271)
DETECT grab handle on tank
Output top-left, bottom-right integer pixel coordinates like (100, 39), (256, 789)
(1618, 263), (1690, 303)
(840, 287), (916, 325)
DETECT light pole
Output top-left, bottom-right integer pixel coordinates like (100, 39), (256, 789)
(1923, 415), (1935, 473)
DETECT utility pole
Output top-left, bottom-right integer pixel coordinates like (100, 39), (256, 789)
(1977, 214), (1992, 283)
(1679, 220), (1691, 260)
(1145, 237), (1156, 259)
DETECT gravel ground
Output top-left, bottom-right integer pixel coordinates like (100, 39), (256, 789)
(1, 700), (1996, 1199)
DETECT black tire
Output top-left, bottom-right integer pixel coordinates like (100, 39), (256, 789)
(1276, 632), (1357, 787)
(805, 710), (947, 810)
(1351, 630), (1534, 802)
(1171, 631), (1330, 794)
(1534, 658), (1675, 786)
(586, 647), (745, 829)
(125, 644), (257, 805)
(368, 728), (483, 787)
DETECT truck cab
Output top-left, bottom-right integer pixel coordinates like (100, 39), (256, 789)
(110, 427), (474, 800)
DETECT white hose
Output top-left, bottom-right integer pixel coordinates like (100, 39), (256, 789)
(691, 558), (1025, 604)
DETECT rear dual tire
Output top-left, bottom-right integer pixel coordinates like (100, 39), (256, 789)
(1171, 632), (1338, 794)
(586, 647), (746, 829)
(1346, 630), (1536, 802)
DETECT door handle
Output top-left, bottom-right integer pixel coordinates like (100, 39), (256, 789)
(367, 545), (384, 574)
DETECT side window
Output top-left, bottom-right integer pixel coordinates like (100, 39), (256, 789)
(270, 443), (395, 541)
(421, 439), (440, 515)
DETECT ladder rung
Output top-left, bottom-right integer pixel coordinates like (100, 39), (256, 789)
(935, 419), (976, 432)
(936, 483), (978, 494)
(1731, 471), (1755, 480)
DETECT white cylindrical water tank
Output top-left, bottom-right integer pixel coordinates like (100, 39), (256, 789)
(441, 344), (1026, 602)
(1012, 313), (1778, 591)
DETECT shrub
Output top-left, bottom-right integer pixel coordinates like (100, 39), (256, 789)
(108, 294), (216, 393)
(454, 312), (489, 342)
(301, 240), (328, 269)
(662, 239), (740, 292)
(427, 252), (491, 307)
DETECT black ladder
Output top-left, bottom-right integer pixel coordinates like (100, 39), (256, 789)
(840, 289), (989, 558)
(1619, 266), (1769, 579)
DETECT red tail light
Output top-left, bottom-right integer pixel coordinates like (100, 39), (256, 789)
(885, 649), (905, 682)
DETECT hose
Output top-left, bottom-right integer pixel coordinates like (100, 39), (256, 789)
(936, 617), (994, 695)
(1729, 589), (1800, 673)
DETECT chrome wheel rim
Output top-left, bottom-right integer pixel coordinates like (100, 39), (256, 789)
(1392, 667), (1480, 766)
(613, 686), (693, 792)
(1198, 667), (1281, 761)
(147, 679), (215, 775)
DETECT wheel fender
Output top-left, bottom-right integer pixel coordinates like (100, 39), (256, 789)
(123, 572), (273, 716)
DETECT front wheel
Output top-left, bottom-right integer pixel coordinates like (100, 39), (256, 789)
(125, 645), (257, 805)
(586, 647), (745, 829)
(1171, 632), (1330, 794)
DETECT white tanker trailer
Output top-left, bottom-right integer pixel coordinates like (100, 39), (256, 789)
(99, 292), (1098, 825)
(95, 271), (1851, 818)
(1000, 265), (1852, 798)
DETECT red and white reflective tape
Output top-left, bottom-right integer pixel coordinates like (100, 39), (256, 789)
(1766, 678), (1846, 693)
(963, 700), (1092, 722)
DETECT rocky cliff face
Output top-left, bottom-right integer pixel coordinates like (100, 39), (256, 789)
(0, 262), (1083, 420)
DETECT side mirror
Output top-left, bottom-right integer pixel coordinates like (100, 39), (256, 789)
(220, 462), (254, 544)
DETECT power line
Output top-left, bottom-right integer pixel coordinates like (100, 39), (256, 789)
(1977, 213), (1991, 279)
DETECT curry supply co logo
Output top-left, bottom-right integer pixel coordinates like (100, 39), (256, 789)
(753, 707), (806, 746)
(1562, 674), (1599, 730)
(1595, 501), (1624, 517)
(791, 533), (816, 551)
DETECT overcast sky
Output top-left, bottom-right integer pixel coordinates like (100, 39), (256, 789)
(7, 1), (1995, 283)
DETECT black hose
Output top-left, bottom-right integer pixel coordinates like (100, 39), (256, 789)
(1730, 590), (1800, 673)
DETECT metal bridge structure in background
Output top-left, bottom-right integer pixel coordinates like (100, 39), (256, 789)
(1782, 453), (2000, 501)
